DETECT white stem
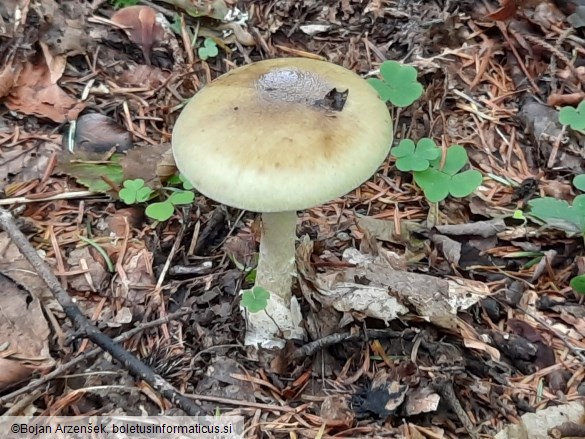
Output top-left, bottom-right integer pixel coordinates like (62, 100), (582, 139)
(242, 211), (305, 348)
(254, 211), (297, 304)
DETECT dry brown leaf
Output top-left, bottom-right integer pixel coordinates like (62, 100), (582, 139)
(67, 246), (109, 292)
(39, 41), (66, 84)
(487, 0), (521, 20)
(111, 6), (165, 65)
(5, 62), (85, 122)
(0, 232), (61, 312)
(118, 65), (170, 88)
(121, 143), (171, 188)
(0, 274), (55, 390)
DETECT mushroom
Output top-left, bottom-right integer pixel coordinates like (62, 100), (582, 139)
(172, 58), (393, 348)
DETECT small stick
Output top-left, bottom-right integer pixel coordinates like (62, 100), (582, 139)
(0, 191), (101, 206)
(432, 376), (479, 439)
(0, 208), (201, 415)
(292, 329), (410, 360)
(549, 421), (585, 438)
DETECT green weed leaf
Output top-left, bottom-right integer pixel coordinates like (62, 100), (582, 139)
(198, 37), (219, 61)
(367, 60), (423, 107)
(527, 196), (585, 234)
(574, 175), (585, 192)
(241, 286), (270, 313)
(570, 274), (585, 294)
(145, 201), (175, 222)
(391, 138), (440, 172)
(559, 101), (585, 130)
(168, 190), (195, 205)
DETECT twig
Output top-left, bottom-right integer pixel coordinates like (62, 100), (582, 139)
(292, 329), (412, 360)
(549, 421), (585, 438)
(432, 376), (479, 439)
(0, 310), (191, 407)
(0, 191), (102, 206)
(0, 207), (201, 415)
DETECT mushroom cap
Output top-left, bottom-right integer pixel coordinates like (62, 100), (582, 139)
(172, 57), (393, 212)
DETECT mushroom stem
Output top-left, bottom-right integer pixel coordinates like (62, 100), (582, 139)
(255, 211), (297, 304)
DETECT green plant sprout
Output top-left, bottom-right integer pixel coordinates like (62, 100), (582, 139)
(368, 60), (424, 107)
(559, 101), (585, 131)
(198, 37), (219, 61)
(241, 286), (270, 313)
(392, 139), (482, 203)
(391, 138), (441, 171)
(118, 176), (195, 222)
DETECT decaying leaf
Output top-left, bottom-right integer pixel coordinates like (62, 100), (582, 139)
(68, 113), (133, 158)
(0, 232), (61, 312)
(297, 236), (492, 330)
(0, 274), (55, 391)
(487, 0), (520, 20)
(121, 143), (171, 188)
(66, 246), (109, 292)
(111, 6), (166, 65)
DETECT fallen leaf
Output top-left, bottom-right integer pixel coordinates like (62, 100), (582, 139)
(0, 273), (55, 390)
(67, 113), (133, 159)
(0, 140), (61, 191)
(0, 232), (61, 313)
(118, 64), (170, 88)
(66, 246), (109, 292)
(5, 62), (85, 123)
(121, 143), (171, 188)
(487, 0), (520, 20)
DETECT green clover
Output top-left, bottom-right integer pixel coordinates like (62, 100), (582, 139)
(570, 274), (585, 295)
(145, 201), (175, 222)
(573, 175), (585, 192)
(119, 179), (154, 204)
(368, 60), (424, 107)
(198, 37), (219, 61)
(413, 145), (482, 202)
(241, 286), (270, 313)
(559, 101), (585, 131)
(391, 138), (441, 172)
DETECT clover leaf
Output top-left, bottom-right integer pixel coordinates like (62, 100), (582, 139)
(198, 37), (219, 61)
(241, 286), (270, 313)
(570, 274), (585, 295)
(145, 200), (175, 222)
(559, 101), (585, 131)
(368, 60), (424, 107)
(574, 175), (585, 192)
(119, 179), (154, 204)
(413, 145), (482, 202)
(168, 190), (195, 205)
(391, 138), (441, 172)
